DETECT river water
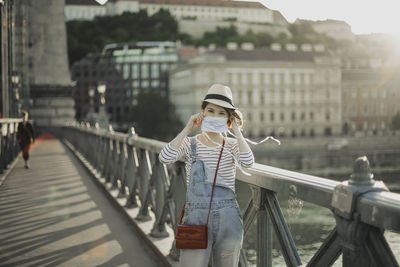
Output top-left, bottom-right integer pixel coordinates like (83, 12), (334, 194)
(236, 175), (400, 266)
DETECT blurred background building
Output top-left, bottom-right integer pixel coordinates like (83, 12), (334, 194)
(169, 42), (342, 137)
(342, 64), (400, 135)
(65, 0), (290, 38)
(71, 41), (178, 129)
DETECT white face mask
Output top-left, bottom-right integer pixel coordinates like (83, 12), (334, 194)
(201, 116), (228, 133)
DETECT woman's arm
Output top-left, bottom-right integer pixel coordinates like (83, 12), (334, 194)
(231, 119), (251, 153)
(159, 113), (203, 164)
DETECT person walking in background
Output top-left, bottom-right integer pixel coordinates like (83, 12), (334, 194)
(17, 111), (35, 169)
(159, 84), (254, 267)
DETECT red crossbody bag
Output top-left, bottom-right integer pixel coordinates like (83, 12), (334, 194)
(175, 138), (225, 249)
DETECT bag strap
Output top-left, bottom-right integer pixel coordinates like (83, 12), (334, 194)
(177, 138), (226, 226)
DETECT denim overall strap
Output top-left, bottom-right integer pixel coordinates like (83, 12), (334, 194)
(206, 138), (225, 225)
(190, 136), (196, 161)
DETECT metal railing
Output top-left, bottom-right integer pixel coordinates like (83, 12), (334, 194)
(0, 118), (22, 174)
(61, 123), (400, 267)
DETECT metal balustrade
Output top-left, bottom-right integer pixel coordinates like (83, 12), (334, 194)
(0, 119), (22, 174)
(61, 123), (400, 267)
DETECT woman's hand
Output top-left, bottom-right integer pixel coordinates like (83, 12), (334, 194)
(231, 116), (241, 135)
(184, 113), (204, 134)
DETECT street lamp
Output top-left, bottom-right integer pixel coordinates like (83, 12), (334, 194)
(11, 73), (21, 115)
(97, 82), (106, 104)
(97, 82), (109, 129)
(86, 86), (96, 124)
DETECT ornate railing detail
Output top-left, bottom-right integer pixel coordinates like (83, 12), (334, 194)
(61, 123), (400, 267)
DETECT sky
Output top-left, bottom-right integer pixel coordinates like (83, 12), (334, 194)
(96, 0), (400, 37)
(258, 0), (400, 36)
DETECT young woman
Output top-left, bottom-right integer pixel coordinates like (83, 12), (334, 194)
(159, 84), (254, 267)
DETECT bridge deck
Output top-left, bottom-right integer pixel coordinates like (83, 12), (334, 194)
(0, 135), (162, 267)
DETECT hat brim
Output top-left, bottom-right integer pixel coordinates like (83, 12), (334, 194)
(202, 99), (236, 110)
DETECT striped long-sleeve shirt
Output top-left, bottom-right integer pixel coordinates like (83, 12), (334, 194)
(159, 135), (254, 192)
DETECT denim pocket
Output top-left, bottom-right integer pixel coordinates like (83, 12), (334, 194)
(182, 208), (207, 225)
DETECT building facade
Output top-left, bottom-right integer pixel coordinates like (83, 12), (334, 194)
(65, 0), (290, 38)
(71, 41), (178, 129)
(65, 0), (106, 21)
(170, 43), (342, 137)
(342, 65), (400, 134)
(298, 19), (355, 42)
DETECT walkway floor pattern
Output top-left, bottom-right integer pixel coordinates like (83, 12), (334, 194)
(0, 136), (162, 267)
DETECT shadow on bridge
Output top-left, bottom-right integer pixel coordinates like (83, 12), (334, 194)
(0, 134), (163, 267)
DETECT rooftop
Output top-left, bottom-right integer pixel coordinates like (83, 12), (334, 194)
(139, 0), (266, 9)
(66, 0), (102, 6)
(206, 47), (329, 62)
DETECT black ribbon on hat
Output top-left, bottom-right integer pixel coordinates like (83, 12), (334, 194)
(204, 94), (234, 106)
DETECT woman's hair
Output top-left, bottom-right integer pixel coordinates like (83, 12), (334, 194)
(21, 110), (28, 118)
(201, 101), (243, 128)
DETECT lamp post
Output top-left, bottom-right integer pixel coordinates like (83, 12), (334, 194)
(97, 82), (109, 129)
(11, 73), (21, 116)
(86, 86), (95, 125)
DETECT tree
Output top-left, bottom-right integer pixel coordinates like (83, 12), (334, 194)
(126, 91), (183, 141)
(66, 9), (179, 66)
(392, 112), (400, 130)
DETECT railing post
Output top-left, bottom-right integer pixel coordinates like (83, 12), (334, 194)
(168, 163), (187, 261)
(125, 145), (139, 208)
(253, 187), (273, 267)
(150, 159), (169, 238)
(331, 156), (398, 267)
(117, 141), (128, 198)
(135, 148), (152, 221)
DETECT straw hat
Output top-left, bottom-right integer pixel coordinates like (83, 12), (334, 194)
(203, 84), (236, 110)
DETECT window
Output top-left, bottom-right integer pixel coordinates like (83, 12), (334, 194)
(247, 73), (253, 85)
(279, 73), (285, 85)
(123, 64), (130, 79)
(309, 74), (314, 84)
(280, 112), (285, 121)
(291, 112), (296, 121)
(310, 111), (314, 121)
(142, 80), (149, 88)
(270, 112), (274, 122)
(228, 73), (233, 85)
(152, 80), (160, 88)
(260, 112), (264, 122)
(290, 73), (296, 85)
(300, 73), (305, 84)
(238, 73), (242, 85)
(247, 91), (253, 104)
(151, 64), (159, 78)
(131, 64), (139, 79)
(259, 73), (264, 85)
(270, 73), (275, 85)
(141, 64), (149, 78)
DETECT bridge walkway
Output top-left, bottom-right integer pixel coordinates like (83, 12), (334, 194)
(0, 135), (163, 267)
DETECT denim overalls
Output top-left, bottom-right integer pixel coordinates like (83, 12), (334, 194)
(179, 137), (243, 267)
